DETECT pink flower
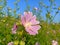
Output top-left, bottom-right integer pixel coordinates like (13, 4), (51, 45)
(35, 42), (40, 45)
(8, 42), (13, 45)
(21, 11), (41, 35)
(52, 40), (58, 45)
(11, 23), (17, 34)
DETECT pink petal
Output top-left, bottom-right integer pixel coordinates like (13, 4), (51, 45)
(24, 12), (33, 16)
(13, 24), (17, 30)
(30, 15), (36, 20)
(21, 15), (26, 25)
(12, 29), (16, 34)
(29, 25), (41, 34)
(35, 42), (40, 45)
(31, 25), (41, 31)
(11, 24), (17, 34)
(25, 27), (37, 35)
(8, 42), (13, 45)
(29, 15), (40, 25)
(30, 19), (40, 25)
(28, 30), (37, 35)
(24, 12), (33, 22)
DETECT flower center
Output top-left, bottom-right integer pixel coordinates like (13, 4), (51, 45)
(24, 22), (31, 27)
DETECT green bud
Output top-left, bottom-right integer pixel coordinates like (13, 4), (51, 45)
(46, 12), (50, 18)
(20, 40), (25, 45)
(14, 41), (19, 45)
(0, 6), (3, 9)
(58, 7), (60, 10)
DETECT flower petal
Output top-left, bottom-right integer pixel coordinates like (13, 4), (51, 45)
(8, 42), (13, 45)
(29, 25), (41, 34)
(21, 15), (26, 25)
(24, 12), (33, 22)
(31, 15), (36, 20)
(29, 15), (40, 25)
(25, 27), (37, 35)
(28, 30), (37, 35)
(11, 24), (17, 34)
(12, 30), (16, 34)
(30, 19), (40, 25)
(31, 25), (41, 31)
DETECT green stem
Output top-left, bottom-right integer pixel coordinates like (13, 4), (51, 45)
(50, 14), (56, 23)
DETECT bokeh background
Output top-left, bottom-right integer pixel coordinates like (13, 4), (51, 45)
(0, 0), (60, 45)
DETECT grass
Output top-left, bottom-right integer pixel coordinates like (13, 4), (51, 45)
(0, 16), (60, 45)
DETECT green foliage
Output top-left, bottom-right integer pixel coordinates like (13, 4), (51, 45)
(0, 0), (60, 45)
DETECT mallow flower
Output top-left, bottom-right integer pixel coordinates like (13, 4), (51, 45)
(11, 23), (17, 34)
(7, 42), (13, 45)
(21, 11), (41, 35)
(35, 42), (40, 45)
(52, 40), (58, 45)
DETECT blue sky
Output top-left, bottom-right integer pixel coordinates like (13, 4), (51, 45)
(6, 0), (60, 23)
